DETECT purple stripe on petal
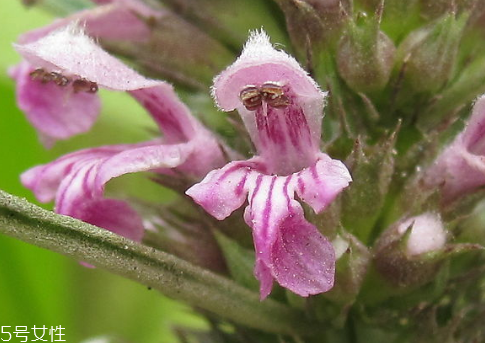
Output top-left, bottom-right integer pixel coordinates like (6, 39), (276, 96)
(260, 176), (277, 243)
(283, 174), (293, 208)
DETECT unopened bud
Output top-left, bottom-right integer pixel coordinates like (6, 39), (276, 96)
(374, 213), (447, 289)
(397, 13), (467, 93)
(337, 21), (395, 93)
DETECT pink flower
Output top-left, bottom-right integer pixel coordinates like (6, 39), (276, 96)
(10, 1), (157, 147)
(18, 26), (225, 242)
(424, 95), (485, 203)
(186, 32), (352, 299)
(9, 61), (101, 148)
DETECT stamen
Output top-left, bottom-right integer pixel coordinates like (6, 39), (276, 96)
(29, 68), (45, 81)
(240, 86), (262, 111)
(51, 72), (70, 87)
(73, 78), (98, 93)
(261, 82), (290, 109)
(30, 68), (70, 87)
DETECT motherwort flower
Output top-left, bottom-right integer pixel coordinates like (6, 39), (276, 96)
(9, 1), (157, 146)
(10, 0), (234, 146)
(186, 32), (352, 299)
(423, 95), (485, 203)
(15, 26), (225, 241)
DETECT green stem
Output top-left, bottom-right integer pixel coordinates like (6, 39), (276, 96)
(0, 190), (318, 336)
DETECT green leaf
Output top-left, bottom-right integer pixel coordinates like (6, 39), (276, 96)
(213, 231), (259, 292)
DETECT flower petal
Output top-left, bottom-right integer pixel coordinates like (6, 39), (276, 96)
(186, 160), (263, 220)
(21, 137), (206, 241)
(254, 259), (274, 300)
(296, 153), (352, 213)
(425, 142), (485, 202)
(271, 205), (335, 297)
(15, 25), (160, 91)
(212, 31), (326, 175)
(94, 141), (193, 193)
(18, 3), (156, 45)
(21, 145), (128, 203)
(462, 95), (485, 154)
(188, 163), (341, 299)
(244, 175), (335, 299)
(73, 198), (144, 242)
(22, 150), (145, 241)
(17, 27), (224, 156)
(130, 86), (201, 142)
(15, 26), (225, 174)
(9, 61), (101, 146)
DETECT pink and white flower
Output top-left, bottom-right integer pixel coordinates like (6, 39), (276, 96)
(187, 32), (352, 299)
(17, 26), (225, 242)
(10, 1), (159, 146)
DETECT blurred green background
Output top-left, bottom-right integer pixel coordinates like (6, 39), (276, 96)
(0, 2), (202, 342)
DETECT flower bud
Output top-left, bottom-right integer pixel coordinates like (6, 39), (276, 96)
(374, 213), (447, 289)
(337, 20), (396, 93)
(397, 13), (467, 93)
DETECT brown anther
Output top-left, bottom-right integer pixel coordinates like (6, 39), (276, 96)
(88, 82), (99, 93)
(29, 68), (45, 81)
(73, 78), (98, 93)
(41, 72), (55, 84)
(267, 94), (290, 108)
(51, 72), (70, 87)
(260, 82), (290, 108)
(239, 86), (263, 111)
